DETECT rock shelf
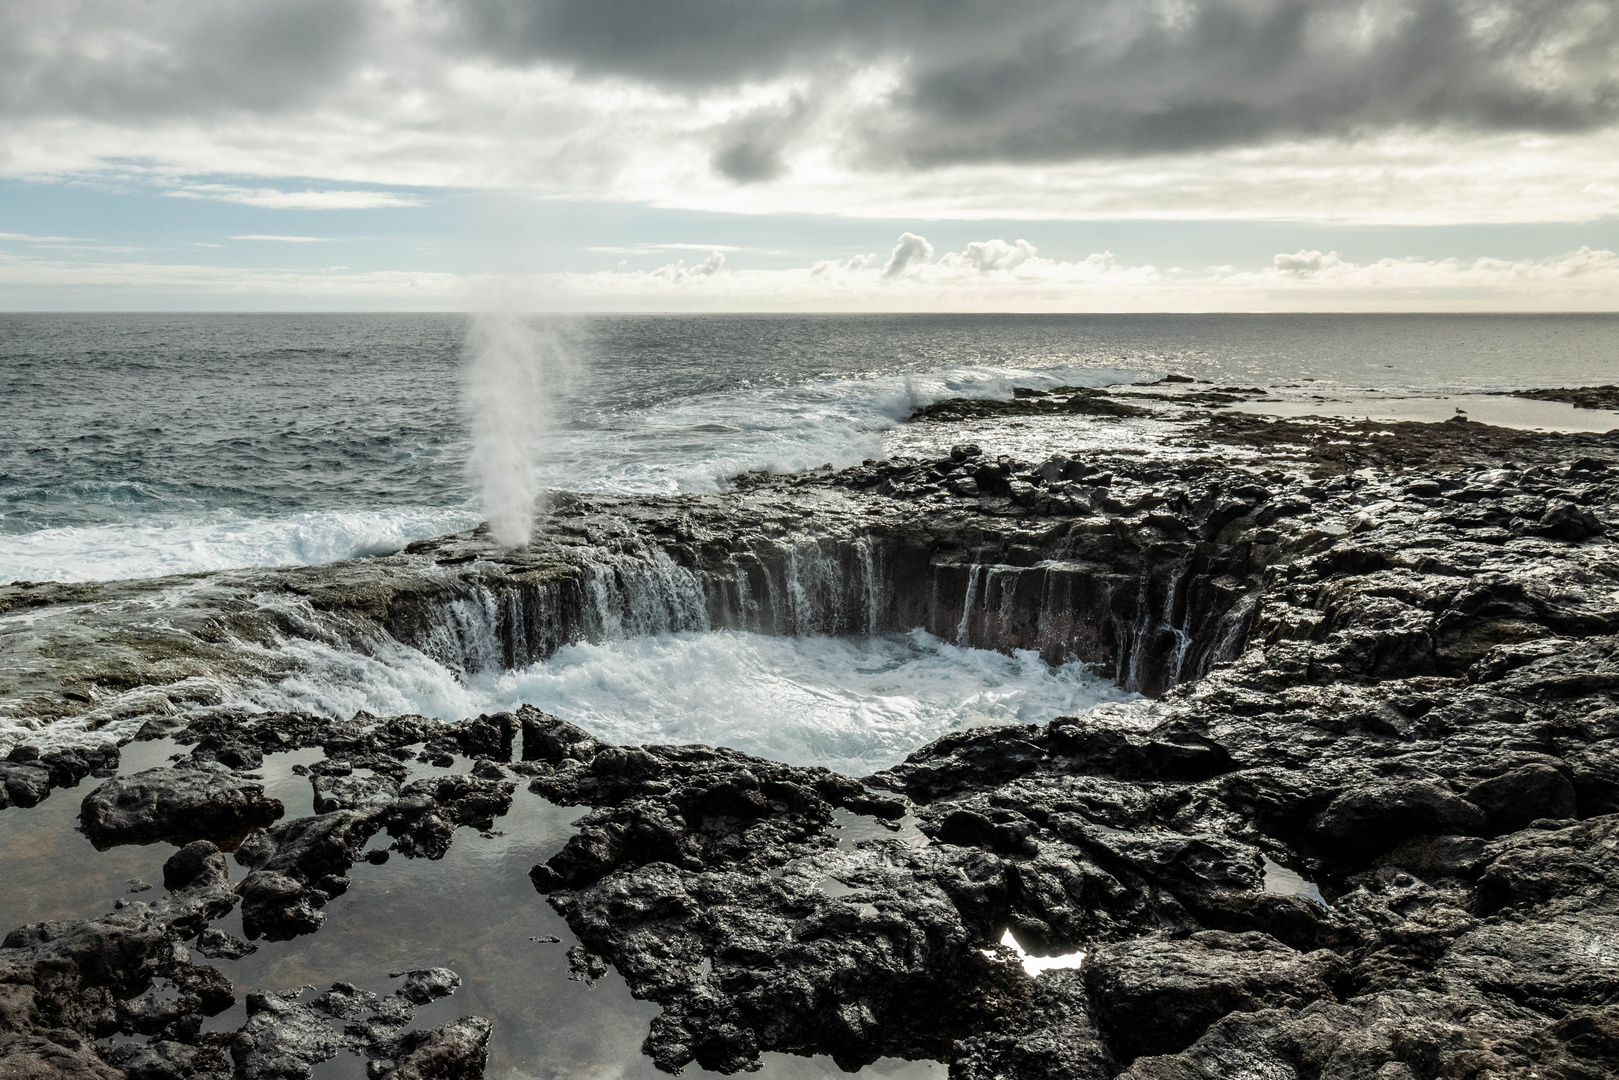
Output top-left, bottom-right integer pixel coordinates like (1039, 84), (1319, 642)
(4, 403), (1619, 1078)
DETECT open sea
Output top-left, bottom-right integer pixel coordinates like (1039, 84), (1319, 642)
(8, 312), (1619, 586)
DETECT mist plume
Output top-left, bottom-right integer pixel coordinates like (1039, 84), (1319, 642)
(462, 313), (575, 549)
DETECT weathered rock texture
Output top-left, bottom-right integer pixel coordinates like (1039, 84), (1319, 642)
(508, 416), (1619, 1078)
(1, 707), (524, 1078)
(6, 402), (1619, 1078)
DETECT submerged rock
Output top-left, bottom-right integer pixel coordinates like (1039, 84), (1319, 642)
(392, 967), (462, 1005)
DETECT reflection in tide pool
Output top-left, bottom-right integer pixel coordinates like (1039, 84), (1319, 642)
(1262, 857), (1331, 908)
(983, 929), (1086, 978)
(0, 741), (942, 1079)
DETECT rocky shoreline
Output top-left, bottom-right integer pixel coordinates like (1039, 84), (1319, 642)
(4, 397), (1619, 1078)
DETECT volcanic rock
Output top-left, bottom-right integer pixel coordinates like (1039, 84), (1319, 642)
(79, 767), (282, 848)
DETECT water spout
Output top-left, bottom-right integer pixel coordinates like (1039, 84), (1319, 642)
(462, 313), (577, 549)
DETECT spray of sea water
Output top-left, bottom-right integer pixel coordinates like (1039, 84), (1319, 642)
(462, 313), (577, 548)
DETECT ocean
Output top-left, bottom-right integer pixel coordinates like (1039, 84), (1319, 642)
(7, 311), (1619, 586)
(5, 312), (1619, 771)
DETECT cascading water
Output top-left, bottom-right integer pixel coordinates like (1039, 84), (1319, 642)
(957, 564), (983, 644)
(581, 550), (711, 640)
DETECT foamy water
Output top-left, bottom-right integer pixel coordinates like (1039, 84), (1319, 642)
(0, 506), (482, 585)
(253, 629), (1134, 774)
(528, 362), (1136, 497)
(0, 361), (1128, 584)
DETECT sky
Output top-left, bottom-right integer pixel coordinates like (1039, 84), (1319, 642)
(2, 0), (1617, 311)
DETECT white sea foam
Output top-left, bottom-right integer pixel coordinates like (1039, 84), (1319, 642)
(251, 628), (1135, 774)
(0, 506), (480, 585)
(3, 361), (1132, 585)
(536, 363), (1139, 496)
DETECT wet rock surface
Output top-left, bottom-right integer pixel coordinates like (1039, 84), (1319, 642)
(1515, 385), (1619, 411)
(1, 708), (529, 1078)
(6, 403), (1619, 1076)
(80, 769), (283, 849)
(508, 414), (1619, 1077)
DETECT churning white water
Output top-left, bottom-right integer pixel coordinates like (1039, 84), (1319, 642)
(255, 629), (1133, 775)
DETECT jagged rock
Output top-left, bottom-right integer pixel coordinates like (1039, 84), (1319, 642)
(240, 871), (325, 941)
(221, 982), (485, 1080)
(194, 928), (257, 961)
(0, 1030), (124, 1079)
(454, 712), (517, 761)
(104, 1037), (230, 1080)
(1466, 762), (1578, 835)
(1528, 1006), (1619, 1079)
(238, 809), (381, 879)
(192, 742), (264, 771)
(521, 707), (605, 763)
(385, 774), (515, 859)
(391, 967), (461, 1005)
(231, 991), (342, 1079)
(162, 840), (229, 892)
(392, 1017), (492, 1080)
(1084, 931), (1343, 1063)
(79, 767), (282, 847)
(310, 771), (399, 814)
(1310, 781), (1488, 863)
(27, 744), (120, 788)
(0, 761), (53, 809)
(948, 973), (1112, 1080)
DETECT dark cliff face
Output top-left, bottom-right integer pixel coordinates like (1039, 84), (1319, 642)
(375, 441), (1282, 700)
(0, 442), (1277, 738)
(5, 412), (1619, 1080)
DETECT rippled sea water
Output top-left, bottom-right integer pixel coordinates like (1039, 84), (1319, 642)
(7, 312), (1619, 585)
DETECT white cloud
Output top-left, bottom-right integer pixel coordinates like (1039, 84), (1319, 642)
(539, 239), (1619, 311)
(168, 185), (423, 209)
(649, 250), (726, 282)
(3, 238), (1615, 312)
(1273, 249), (1344, 276)
(942, 239), (1038, 273)
(882, 232), (933, 278)
(230, 234), (331, 242)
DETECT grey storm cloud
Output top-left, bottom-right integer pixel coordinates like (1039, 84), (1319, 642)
(711, 97), (812, 183)
(458, 0), (1619, 163)
(4, 0), (1616, 169)
(0, 0), (372, 122)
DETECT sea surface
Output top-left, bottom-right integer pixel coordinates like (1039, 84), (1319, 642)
(8, 312), (1619, 586)
(5, 312), (1619, 770)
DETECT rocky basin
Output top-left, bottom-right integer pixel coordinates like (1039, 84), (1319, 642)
(4, 395), (1619, 1078)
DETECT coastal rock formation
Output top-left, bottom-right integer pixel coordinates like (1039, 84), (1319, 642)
(2, 710), (521, 1077)
(5, 401), (1619, 1077)
(79, 768), (283, 848)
